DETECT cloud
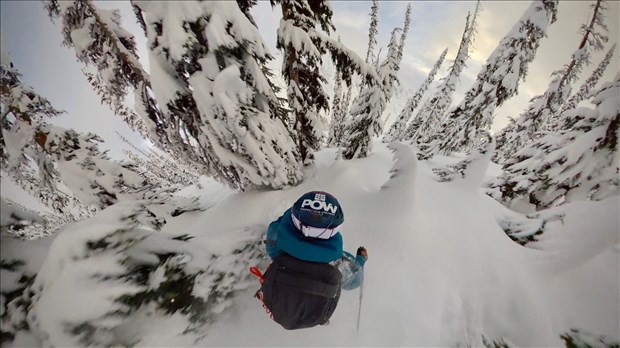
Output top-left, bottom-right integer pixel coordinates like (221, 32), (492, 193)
(332, 4), (369, 32)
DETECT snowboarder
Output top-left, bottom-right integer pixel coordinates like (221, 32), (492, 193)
(251, 191), (367, 330)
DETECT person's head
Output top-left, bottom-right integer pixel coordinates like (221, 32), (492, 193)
(291, 191), (344, 239)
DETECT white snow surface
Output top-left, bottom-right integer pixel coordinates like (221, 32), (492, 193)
(5, 140), (619, 347)
(205, 142), (618, 346)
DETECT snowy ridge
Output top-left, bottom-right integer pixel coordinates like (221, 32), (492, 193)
(527, 197), (619, 273)
(380, 142), (417, 193)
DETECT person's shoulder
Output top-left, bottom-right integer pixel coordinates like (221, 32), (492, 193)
(270, 209), (297, 235)
(330, 231), (343, 245)
(270, 208), (291, 226)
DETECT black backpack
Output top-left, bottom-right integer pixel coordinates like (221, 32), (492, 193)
(259, 253), (342, 330)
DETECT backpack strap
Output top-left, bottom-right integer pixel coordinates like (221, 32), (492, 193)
(249, 266), (265, 283)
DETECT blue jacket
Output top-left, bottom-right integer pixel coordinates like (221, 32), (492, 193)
(266, 208), (366, 289)
(341, 251), (366, 290)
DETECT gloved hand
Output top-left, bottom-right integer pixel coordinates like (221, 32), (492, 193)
(357, 246), (368, 259)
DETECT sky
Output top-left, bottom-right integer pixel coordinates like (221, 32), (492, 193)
(0, 0), (618, 159)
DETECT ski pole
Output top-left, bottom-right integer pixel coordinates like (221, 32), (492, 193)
(356, 270), (364, 333)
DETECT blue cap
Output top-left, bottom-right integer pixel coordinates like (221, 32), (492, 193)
(291, 191), (344, 230)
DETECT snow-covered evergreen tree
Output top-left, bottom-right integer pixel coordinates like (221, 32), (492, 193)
(133, 1), (302, 190)
(1, 58), (201, 344)
(410, 2), (480, 143)
(488, 74), (619, 212)
(341, 28), (402, 159)
(383, 47), (448, 143)
(0, 197), (75, 240)
(430, 130), (494, 183)
(37, 126), (201, 229)
(18, 202), (262, 346)
(1, 58), (62, 173)
(560, 329), (620, 348)
(0, 198), (45, 237)
(341, 82), (353, 113)
(558, 43), (616, 118)
(0, 232), (42, 344)
(365, 0), (379, 65)
(331, 83), (354, 148)
(1, 61), (202, 339)
(542, 0), (610, 131)
(233, 0), (293, 132)
(45, 0), (162, 145)
(236, 0), (259, 27)
(45, 0), (229, 197)
(41, 128), (139, 209)
(327, 52), (345, 147)
(276, 0), (330, 163)
(118, 133), (201, 190)
(49, 0), (304, 191)
(493, 0), (609, 163)
(396, 3), (412, 66)
(273, 0), (374, 164)
(437, 0), (558, 155)
(1, 56), (96, 222)
(2, 55), (198, 230)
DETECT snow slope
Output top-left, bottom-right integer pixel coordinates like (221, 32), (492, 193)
(187, 140), (619, 346)
(5, 140), (619, 347)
